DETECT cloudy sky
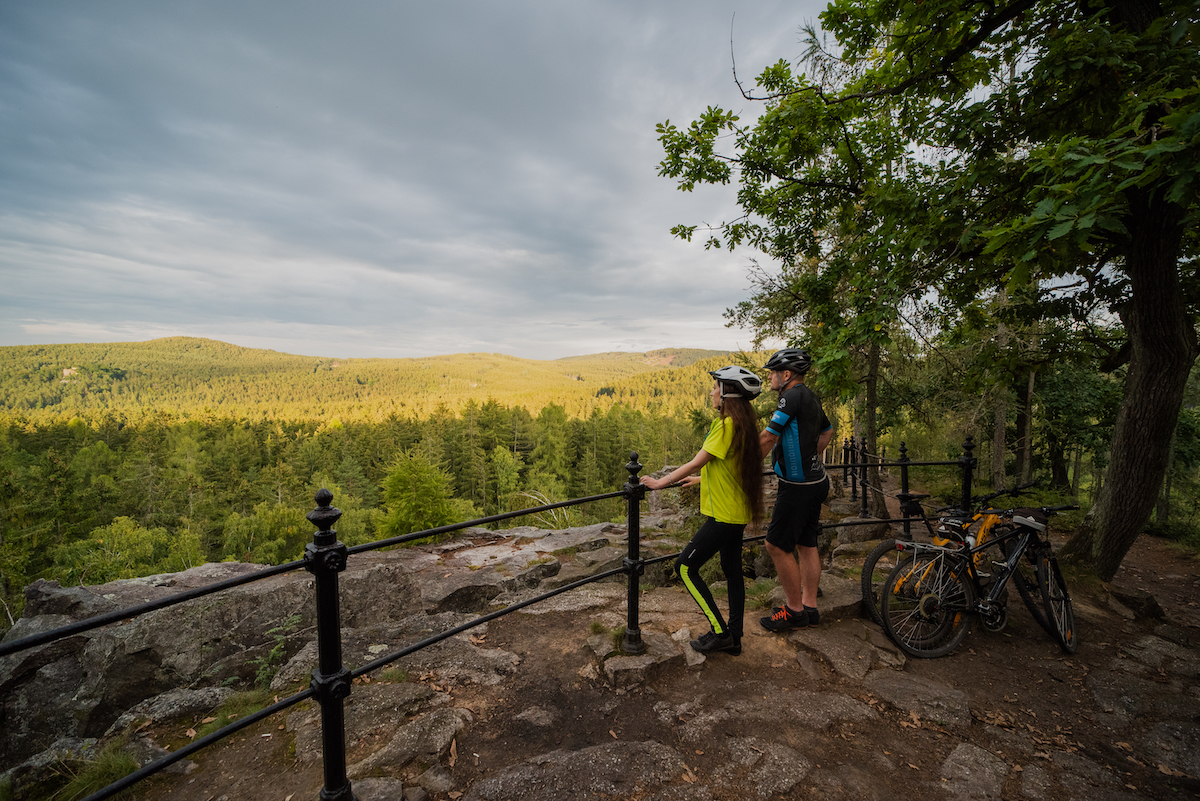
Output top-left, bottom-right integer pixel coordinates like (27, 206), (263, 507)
(1, 1), (826, 360)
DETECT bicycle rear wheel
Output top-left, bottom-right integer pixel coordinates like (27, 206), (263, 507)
(860, 539), (911, 625)
(1002, 539), (1055, 637)
(880, 552), (974, 658)
(1036, 552), (1078, 653)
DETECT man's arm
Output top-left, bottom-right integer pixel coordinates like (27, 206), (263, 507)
(760, 428), (779, 459)
(817, 426), (834, 454)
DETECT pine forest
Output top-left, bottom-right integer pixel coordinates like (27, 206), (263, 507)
(0, 337), (765, 628)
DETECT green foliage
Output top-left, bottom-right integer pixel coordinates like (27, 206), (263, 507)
(379, 450), (477, 540)
(378, 666), (409, 683)
(249, 614), (302, 689)
(50, 741), (138, 801)
(1144, 519), (1200, 550)
(194, 690), (272, 740)
(48, 517), (203, 585)
(747, 578), (778, 611)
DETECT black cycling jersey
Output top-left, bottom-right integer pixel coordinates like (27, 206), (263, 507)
(766, 383), (832, 483)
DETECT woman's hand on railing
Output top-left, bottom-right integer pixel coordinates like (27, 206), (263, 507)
(640, 472), (698, 490)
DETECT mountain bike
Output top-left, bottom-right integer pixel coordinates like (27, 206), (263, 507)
(877, 504), (1078, 658)
(859, 482), (1036, 626)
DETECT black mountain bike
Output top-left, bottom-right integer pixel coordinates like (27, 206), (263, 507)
(878, 504), (1078, 658)
(860, 483), (1036, 626)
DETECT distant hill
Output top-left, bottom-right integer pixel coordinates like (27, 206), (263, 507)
(0, 338), (752, 421)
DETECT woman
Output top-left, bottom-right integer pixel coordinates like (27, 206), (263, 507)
(641, 365), (764, 655)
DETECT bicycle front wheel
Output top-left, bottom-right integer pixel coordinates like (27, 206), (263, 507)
(880, 552), (975, 658)
(1002, 539), (1055, 637)
(860, 538), (911, 626)
(1036, 553), (1078, 653)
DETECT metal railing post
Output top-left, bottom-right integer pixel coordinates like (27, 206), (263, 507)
(305, 489), (357, 801)
(897, 442), (913, 541)
(842, 437), (850, 481)
(848, 436), (858, 503)
(621, 452), (647, 655)
(859, 440), (870, 518)
(959, 437), (977, 511)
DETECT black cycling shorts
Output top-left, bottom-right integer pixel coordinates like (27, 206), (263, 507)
(766, 476), (829, 550)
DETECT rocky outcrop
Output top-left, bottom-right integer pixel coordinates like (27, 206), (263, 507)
(0, 520), (653, 768)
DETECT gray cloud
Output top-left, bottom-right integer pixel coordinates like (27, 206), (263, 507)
(0, 1), (823, 359)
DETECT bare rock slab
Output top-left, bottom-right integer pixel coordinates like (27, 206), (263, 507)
(462, 740), (686, 801)
(348, 706), (472, 778)
(603, 631), (682, 688)
(939, 743), (1010, 800)
(719, 737), (812, 799)
(863, 669), (972, 727)
(789, 621), (882, 680)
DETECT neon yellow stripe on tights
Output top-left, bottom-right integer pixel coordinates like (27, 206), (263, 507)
(679, 564), (723, 634)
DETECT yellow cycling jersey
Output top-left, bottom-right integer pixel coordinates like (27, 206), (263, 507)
(700, 417), (752, 525)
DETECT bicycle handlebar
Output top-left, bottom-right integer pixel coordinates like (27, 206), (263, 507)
(975, 503), (1080, 519)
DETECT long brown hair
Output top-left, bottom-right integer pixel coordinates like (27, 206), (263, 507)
(718, 385), (764, 521)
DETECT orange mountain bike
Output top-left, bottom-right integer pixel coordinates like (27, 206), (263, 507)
(878, 504), (1078, 658)
(860, 482), (1035, 627)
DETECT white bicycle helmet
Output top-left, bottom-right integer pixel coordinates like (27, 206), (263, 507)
(708, 365), (763, 399)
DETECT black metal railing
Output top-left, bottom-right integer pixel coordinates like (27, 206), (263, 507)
(1, 441), (979, 801)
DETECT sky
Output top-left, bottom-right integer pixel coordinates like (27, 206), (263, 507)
(0, 1), (828, 361)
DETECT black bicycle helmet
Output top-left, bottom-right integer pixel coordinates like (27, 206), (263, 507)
(762, 348), (812, 375)
(708, 365), (763, 399)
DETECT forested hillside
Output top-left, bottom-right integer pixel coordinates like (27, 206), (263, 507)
(0, 338), (762, 629)
(0, 338), (734, 420)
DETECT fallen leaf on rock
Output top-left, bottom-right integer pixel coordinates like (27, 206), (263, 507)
(1115, 742), (1133, 752)
(201, 717), (216, 724)
(186, 728), (197, 740)
(450, 739), (458, 768)
(610, 729), (617, 739)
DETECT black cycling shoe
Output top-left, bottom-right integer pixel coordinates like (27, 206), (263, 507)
(760, 605), (809, 632)
(691, 631), (741, 655)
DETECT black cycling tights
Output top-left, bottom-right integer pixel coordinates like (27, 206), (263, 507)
(675, 516), (747, 639)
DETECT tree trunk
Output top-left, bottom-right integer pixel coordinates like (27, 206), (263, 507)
(1156, 425), (1177, 522)
(863, 341), (890, 519)
(992, 392), (1007, 489)
(1062, 188), (1194, 580)
(992, 320), (1009, 489)
(1047, 431), (1070, 490)
(1015, 370), (1035, 484)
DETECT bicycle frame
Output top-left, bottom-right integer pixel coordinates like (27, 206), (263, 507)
(894, 523), (1040, 617)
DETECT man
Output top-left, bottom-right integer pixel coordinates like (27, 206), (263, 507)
(758, 348), (834, 631)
